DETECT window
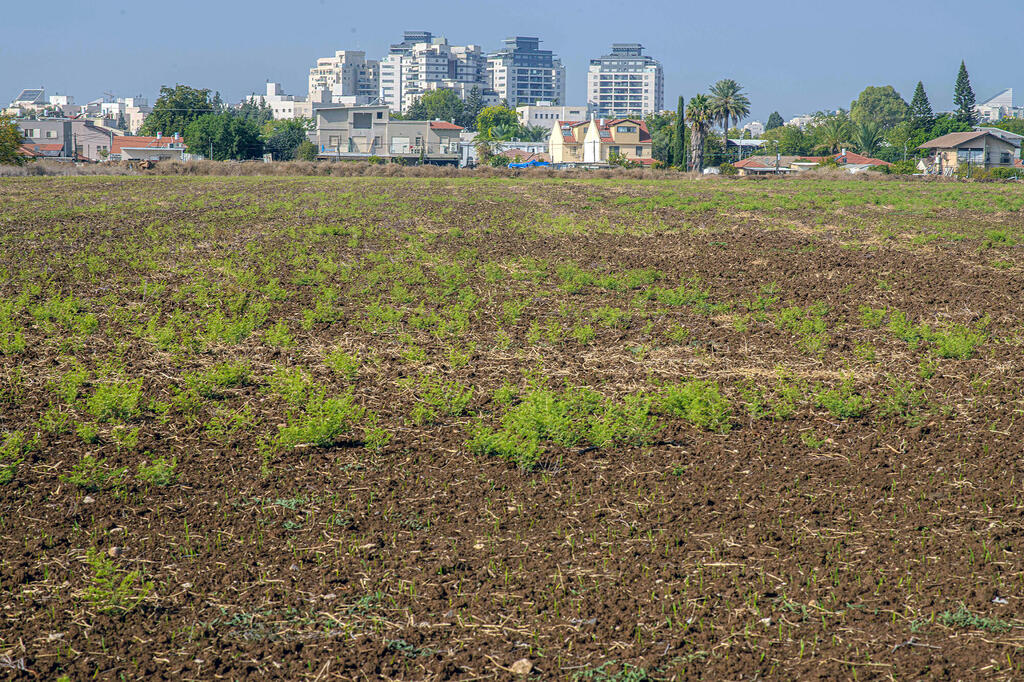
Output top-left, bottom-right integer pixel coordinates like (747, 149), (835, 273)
(23, 128), (38, 139)
(1000, 152), (1011, 165)
(616, 125), (636, 133)
(635, 146), (643, 156)
(328, 135), (339, 147)
(957, 147), (984, 164)
(376, 111), (383, 119)
(609, 146), (619, 154)
(45, 130), (58, 139)
(352, 112), (372, 129)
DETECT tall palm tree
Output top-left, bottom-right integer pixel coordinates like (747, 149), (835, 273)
(815, 116), (852, 154)
(685, 94), (714, 172)
(852, 121), (883, 157)
(709, 79), (751, 161)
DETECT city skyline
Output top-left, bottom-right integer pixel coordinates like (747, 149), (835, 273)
(3, 0), (1022, 122)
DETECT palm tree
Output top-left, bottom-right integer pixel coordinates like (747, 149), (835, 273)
(518, 125), (549, 142)
(815, 116), (852, 154)
(709, 79), (751, 162)
(685, 94), (714, 172)
(852, 121), (883, 157)
(489, 124), (520, 141)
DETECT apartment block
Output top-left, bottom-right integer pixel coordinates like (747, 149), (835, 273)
(314, 104), (462, 163)
(379, 31), (491, 113)
(308, 50), (380, 102)
(586, 44), (663, 118)
(516, 102), (589, 129)
(488, 37), (566, 108)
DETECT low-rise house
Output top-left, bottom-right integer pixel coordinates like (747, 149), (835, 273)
(548, 117), (653, 165)
(516, 102), (589, 129)
(70, 120), (117, 161)
(732, 155), (798, 175)
(17, 120), (72, 158)
(918, 131), (1021, 175)
(110, 134), (187, 162)
(314, 105), (462, 163)
(731, 150), (890, 175)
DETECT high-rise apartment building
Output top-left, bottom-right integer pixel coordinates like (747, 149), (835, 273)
(378, 31), (491, 113)
(487, 37), (566, 108)
(586, 44), (663, 117)
(308, 50), (380, 102)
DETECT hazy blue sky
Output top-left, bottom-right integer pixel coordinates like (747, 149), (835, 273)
(3, 0), (1021, 122)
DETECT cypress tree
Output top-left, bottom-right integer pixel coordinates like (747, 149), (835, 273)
(673, 95), (686, 170)
(765, 111), (784, 130)
(909, 81), (934, 129)
(953, 61), (977, 125)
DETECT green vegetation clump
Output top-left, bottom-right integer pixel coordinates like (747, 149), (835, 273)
(660, 380), (732, 433)
(84, 547), (154, 614)
(815, 380), (871, 419)
(469, 387), (655, 470)
(87, 380), (144, 422)
(61, 454), (128, 491)
(275, 390), (366, 448)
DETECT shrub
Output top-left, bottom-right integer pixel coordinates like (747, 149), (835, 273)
(719, 162), (738, 176)
(660, 380), (732, 433)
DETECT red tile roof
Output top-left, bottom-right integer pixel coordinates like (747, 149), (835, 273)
(798, 151), (891, 166)
(1015, 158), (1024, 168)
(428, 121), (463, 131)
(17, 143), (65, 158)
(110, 136), (185, 154)
(555, 118), (651, 144)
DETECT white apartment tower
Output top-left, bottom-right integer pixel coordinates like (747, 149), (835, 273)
(308, 50), (380, 102)
(378, 31), (490, 113)
(586, 44), (664, 117)
(487, 37), (566, 108)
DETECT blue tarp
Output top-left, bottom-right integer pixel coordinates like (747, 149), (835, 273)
(508, 160), (551, 169)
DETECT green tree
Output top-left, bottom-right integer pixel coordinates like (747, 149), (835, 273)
(673, 95), (687, 169)
(236, 97), (274, 127)
(811, 113), (853, 154)
(954, 61), (977, 125)
(407, 89), (464, 124)
(476, 106), (519, 140)
(909, 81), (934, 129)
(295, 139), (317, 161)
(685, 94), (714, 171)
(488, 124), (520, 141)
(184, 113), (263, 161)
(709, 79), (751, 162)
(140, 85), (214, 136)
(0, 114), (26, 166)
(262, 119), (310, 160)
(115, 111), (128, 132)
(765, 111), (784, 130)
(850, 85), (909, 130)
(852, 120), (883, 157)
(459, 87), (485, 130)
(645, 110), (676, 165)
(517, 125), (549, 142)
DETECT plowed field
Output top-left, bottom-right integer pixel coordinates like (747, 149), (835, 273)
(2, 176), (1024, 680)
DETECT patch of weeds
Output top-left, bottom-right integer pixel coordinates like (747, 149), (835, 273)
(137, 454), (178, 486)
(591, 306), (630, 329)
(83, 546), (154, 614)
(87, 379), (143, 422)
(887, 310), (930, 346)
(51, 361), (89, 404)
(800, 431), (826, 449)
(447, 343), (475, 370)
(937, 604), (1010, 633)
(362, 415), (392, 453)
(815, 379), (871, 419)
(403, 374), (474, 426)
(501, 298), (529, 325)
(776, 301), (829, 355)
(38, 404), (71, 434)
(858, 306), (887, 329)
(61, 454), (127, 491)
(185, 362), (251, 399)
(266, 366), (313, 407)
(325, 349), (361, 380)
(263, 319), (294, 348)
(469, 387), (655, 470)
(110, 423), (140, 451)
(1, 431), (38, 484)
(572, 661), (650, 681)
(386, 639), (436, 659)
(880, 376), (927, 421)
(205, 404), (256, 439)
(571, 324), (595, 345)
(932, 320), (988, 360)
(76, 421), (101, 444)
(276, 389), (366, 449)
(660, 380), (732, 433)
(665, 324), (690, 344)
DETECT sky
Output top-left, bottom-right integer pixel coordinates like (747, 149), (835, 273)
(3, 0), (1021, 123)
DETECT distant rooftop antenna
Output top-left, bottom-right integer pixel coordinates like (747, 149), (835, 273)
(103, 90), (116, 102)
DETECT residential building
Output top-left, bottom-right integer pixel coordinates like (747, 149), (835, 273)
(732, 150), (890, 176)
(308, 50), (380, 103)
(459, 135), (549, 166)
(313, 104), (462, 163)
(975, 88), (1022, 122)
(17, 119), (72, 158)
(110, 134), (187, 162)
(918, 131), (1021, 174)
(975, 126), (1024, 147)
(586, 44), (663, 117)
(786, 114), (815, 130)
(548, 117), (653, 165)
(742, 120), (765, 137)
(6, 88), (48, 115)
(516, 102), (589, 129)
(247, 82), (313, 120)
(379, 32), (491, 113)
(70, 120), (118, 161)
(488, 37), (566, 108)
